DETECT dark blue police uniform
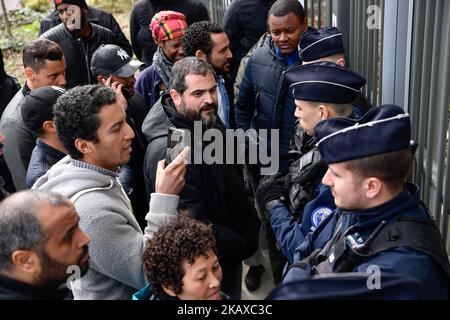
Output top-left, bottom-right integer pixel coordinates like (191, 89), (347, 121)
(280, 105), (450, 299)
(264, 60), (366, 264)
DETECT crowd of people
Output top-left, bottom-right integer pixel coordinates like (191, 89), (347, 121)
(0, 0), (448, 300)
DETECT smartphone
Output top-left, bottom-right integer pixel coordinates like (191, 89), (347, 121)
(165, 127), (188, 164)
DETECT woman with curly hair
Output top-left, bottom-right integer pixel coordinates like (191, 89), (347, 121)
(133, 213), (227, 300)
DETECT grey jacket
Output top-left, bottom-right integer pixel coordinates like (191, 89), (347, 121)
(33, 156), (179, 300)
(0, 87), (36, 190)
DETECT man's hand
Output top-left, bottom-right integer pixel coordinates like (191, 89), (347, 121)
(256, 173), (289, 206)
(101, 76), (128, 111)
(155, 147), (190, 195)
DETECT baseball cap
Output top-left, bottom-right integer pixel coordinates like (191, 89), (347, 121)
(21, 86), (66, 132)
(91, 44), (144, 78)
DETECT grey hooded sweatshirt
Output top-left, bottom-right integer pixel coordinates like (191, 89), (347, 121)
(33, 155), (179, 300)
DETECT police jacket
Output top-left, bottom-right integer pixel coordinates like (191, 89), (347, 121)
(284, 183), (450, 299)
(235, 37), (301, 173)
(130, 0), (209, 66)
(38, 6), (132, 57)
(40, 23), (118, 89)
(267, 107), (365, 262)
(223, 0), (275, 81)
(142, 94), (260, 265)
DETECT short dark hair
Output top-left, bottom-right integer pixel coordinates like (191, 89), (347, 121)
(142, 213), (217, 299)
(344, 148), (413, 192)
(169, 57), (215, 95)
(0, 190), (70, 271)
(183, 21), (224, 58)
(22, 39), (64, 71)
(312, 102), (353, 116)
(52, 85), (117, 159)
(268, 0), (306, 23)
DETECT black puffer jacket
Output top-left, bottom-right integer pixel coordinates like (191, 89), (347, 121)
(130, 0), (209, 66)
(38, 6), (132, 57)
(40, 23), (118, 88)
(235, 37), (302, 173)
(142, 94), (260, 264)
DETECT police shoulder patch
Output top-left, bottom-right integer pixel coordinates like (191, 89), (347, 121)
(310, 207), (333, 228)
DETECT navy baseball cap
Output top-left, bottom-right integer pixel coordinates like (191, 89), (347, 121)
(300, 27), (345, 62)
(314, 104), (412, 164)
(21, 86), (65, 131)
(91, 44), (144, 78)
(285, 61), (366, 104)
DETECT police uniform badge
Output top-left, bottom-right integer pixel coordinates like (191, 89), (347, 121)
(311, 206), (333, 229)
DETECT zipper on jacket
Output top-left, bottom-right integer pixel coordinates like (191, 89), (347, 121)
(81, 41), (91, 84)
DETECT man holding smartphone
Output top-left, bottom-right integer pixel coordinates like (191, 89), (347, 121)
(91, 44), (151, 230)
(142, 57), (260, 299)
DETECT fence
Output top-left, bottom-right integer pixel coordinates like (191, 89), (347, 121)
(199, 0), (232, 25)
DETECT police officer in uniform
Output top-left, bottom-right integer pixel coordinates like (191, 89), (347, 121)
(289, 27), (370, 171)
(256, 61), (366, 264)
(271, 105), (450, 299)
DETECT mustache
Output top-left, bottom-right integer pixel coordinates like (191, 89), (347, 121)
(199, 103), (217, 113)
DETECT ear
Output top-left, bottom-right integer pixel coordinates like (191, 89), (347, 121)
(365, 177), (383, 199)
(318, 104), (330, 120)
(169, 88), (182, 110)
(74, 138), (94, 156)
(42, 120), (56, 134)
(195, 50), (207, 61)
(10, 250), (40, 275)
(336, 57), (346, 66)
(161, 285), (177, 297)
(24, 67), (34, 81)
(302, 18), (308, 32)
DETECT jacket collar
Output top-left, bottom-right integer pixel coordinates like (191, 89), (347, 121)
(37, 139), (66, 160)
(341, 182), (421, 228)
(21, 82), (31, 96)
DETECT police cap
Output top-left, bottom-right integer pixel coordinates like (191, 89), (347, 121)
(314, 104), (412, 164)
